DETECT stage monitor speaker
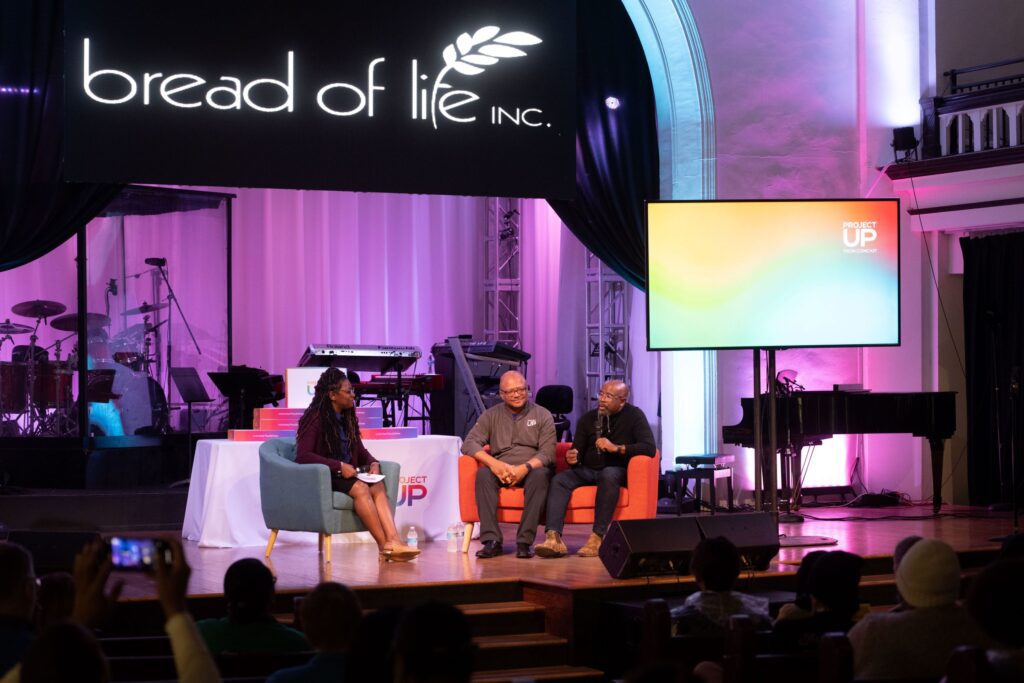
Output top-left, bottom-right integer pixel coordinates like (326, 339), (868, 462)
(599, 513), (780, 579)
(7, 530), (102, 574)
(694, 512), (780, 571)
(599, 517), (702, 579)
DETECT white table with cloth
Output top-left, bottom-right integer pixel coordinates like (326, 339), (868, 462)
(182, 435), (462, 548)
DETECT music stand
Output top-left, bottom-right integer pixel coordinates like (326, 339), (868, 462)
(208, 370), (271, 430)
(170, 367), (214, 485)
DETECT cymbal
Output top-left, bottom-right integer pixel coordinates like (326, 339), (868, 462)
(125, 302), (169, 316)
(112, 322), (158, 341)
(12, 299), (66, 319)
(50, 312), (111, 332)
(0, 319), (32, 335)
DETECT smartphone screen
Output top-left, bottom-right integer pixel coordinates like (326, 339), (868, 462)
(109, 537), (170, 571)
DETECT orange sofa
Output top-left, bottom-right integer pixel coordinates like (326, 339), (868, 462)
(457, 442), (660, 552)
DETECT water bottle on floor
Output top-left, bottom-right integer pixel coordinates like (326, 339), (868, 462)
(407, 525), (419, 549)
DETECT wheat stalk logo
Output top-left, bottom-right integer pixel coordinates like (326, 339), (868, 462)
(430, 26), (542, 129)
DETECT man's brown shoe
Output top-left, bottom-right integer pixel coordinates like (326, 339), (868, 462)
(576, 532), (603, 557)
(534, 530), (568, 558)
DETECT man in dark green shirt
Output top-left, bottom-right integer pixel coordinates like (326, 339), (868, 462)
(196, 558), (309, 655)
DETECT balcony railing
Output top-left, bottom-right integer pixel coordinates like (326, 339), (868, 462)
(921, 57), (1024, 160)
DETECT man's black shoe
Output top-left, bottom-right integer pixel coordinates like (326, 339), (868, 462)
(516, 543), (533, 559)
(475, 540), (504, 558)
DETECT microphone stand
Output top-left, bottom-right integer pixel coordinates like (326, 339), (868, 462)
(777, 376), (806, 524)
(154, 262), (202, 406)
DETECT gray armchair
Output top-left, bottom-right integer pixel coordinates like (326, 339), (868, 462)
(258, 437), (400, 563)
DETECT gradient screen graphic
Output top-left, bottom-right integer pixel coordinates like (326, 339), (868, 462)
(646, 199), (900, 350)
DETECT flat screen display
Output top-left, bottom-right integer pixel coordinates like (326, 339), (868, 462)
(64, 0), (575, 198)
(646, 199), (901, 351)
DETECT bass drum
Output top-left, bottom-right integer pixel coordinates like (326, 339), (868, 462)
(0, 362), (27, 413)
(116, 375), (170, 435)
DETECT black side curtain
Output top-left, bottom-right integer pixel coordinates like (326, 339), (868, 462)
(547, 0), (660, 291)
(0, 0), (121, 272)
(960, 232), (1024, 506)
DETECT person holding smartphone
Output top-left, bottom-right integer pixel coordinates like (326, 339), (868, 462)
(296, 368), (419, 562)
(535, 380), (656, 559)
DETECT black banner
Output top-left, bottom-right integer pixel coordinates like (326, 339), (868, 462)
(65, 0), (576, 198)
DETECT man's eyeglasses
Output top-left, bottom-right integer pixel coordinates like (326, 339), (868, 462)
(500, 387), (529, 397)
(598, 391), (626, 401)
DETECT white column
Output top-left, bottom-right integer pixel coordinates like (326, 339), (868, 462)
(1008, 103), (1023, 147)
(623, 0), (717, 469)
(939, 113), (953, 155)
(968, 109), (985, 152)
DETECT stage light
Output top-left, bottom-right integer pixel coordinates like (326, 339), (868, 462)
(891, 126), (919, 163)
(604, 96), (621, 110)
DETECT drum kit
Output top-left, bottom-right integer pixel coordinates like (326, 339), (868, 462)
(0, 298), (170, 437)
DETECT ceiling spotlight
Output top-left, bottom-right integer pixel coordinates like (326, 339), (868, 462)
(604, 96), (621, 110)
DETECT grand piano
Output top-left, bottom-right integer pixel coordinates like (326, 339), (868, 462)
(722, 390), (956, 513)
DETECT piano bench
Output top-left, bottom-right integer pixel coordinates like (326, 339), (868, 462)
(673, 454), (735, 515)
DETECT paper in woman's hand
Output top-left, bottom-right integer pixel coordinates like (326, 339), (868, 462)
(356, 473), (386, 484)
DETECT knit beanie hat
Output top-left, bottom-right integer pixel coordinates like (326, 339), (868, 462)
(896, 538), (960, 608)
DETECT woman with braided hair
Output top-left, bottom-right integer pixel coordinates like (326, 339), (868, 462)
(296, 367), (420, 561)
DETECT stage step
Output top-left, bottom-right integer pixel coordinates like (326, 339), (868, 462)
(474, 632), (569, 671)
(472, 665), (606, 682)
(459, 600), (547, 636)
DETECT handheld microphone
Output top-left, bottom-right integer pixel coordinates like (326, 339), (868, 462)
(145, 257), (167, 267)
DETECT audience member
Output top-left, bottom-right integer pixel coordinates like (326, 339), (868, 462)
(18, 621), (107, 683)
(966, 558), (1024, 682)
(670, 537), (770, 635)
(0, 544), (35, 677)
(773, 550), (863, 652)
(848, 538), (995, 680)
(33, 572), (74, 630)
(197, 558), (309, 655)
(153, 539), (223, 683)
(892, 534), (922, 570)
(997, 532), (1024, 561)
(773, 550), (826, 623)
(890, 534), (922, 612)
(3, 538), (221, 683)
(346, 606), (403, 683)
(18, 622), (105, 679)
(393, 602), (475, 683)
(268, 582), (362, 683)
(68, 540), (124, 631)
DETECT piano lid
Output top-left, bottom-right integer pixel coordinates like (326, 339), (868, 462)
(722, 390), (956, 449)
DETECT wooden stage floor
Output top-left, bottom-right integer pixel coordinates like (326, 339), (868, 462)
(118, 504), (1015, 601)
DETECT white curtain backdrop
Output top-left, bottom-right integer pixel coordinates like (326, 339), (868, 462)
(229, 188), (487, 376)
(0, 188), (617, 439)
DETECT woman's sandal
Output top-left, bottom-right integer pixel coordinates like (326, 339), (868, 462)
(380, 542), (421, 562)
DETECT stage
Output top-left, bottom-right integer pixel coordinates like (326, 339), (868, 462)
(98, 504), (1014, 678)
(121, 504), (1004, 597)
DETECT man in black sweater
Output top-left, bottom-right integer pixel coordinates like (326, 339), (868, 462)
(535, 380), (656, 558)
